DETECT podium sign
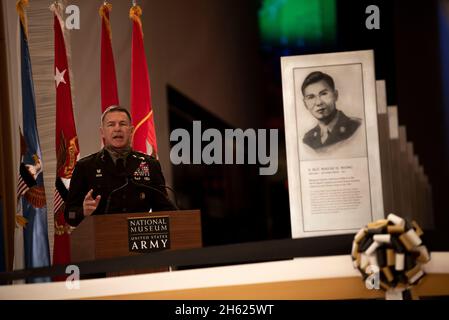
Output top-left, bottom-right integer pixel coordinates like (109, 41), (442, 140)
(128, 216), (171, 253)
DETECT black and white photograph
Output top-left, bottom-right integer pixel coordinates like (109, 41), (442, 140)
(281, 50), (384, 238)
(294, 64), (367, 161)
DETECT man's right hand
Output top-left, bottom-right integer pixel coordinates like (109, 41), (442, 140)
(83, 189), (101, 217)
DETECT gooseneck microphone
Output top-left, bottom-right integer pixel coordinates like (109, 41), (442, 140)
(157, 184), (180, 210)
(127, 176), (179, 210)
(104, 154), (179, 213)
(104, 176), (129, 214)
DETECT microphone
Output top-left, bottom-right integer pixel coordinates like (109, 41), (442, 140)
(127, 175), (179, 210)
(104, 176), (129, 214)
(157, 184), (180, 210)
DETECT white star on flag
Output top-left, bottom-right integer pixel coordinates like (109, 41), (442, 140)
(54, 67), (67, 87)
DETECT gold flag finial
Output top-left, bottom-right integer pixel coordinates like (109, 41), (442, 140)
(99, 2), (113, 40)
(49, 0), (64, 31)
(16, 215), (28, 228)
(129, 4), (143, 32)
(16, 0), (30, 38)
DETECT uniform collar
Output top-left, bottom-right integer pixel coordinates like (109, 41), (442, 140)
(104, 145), (131, 164)
(97, 148), (144, 178)
(318, 110), (340, 136)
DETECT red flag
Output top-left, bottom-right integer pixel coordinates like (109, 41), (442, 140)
(100, 2), (119, 112)
(130, 5), (158, 156)
(51, 4), (79, 267)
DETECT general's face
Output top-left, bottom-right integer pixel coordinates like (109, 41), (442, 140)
(303, 80), (338, 121)
(100, 111), (134, 149)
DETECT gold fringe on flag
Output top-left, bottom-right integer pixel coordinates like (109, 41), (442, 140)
(16, 0), (29, 38)
(16, 215), (28, 228)
(129, 5), (143, 35)
(99, 2), (113, 40)
(54, 212), (73, 235)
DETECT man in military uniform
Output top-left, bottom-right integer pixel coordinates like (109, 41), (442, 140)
(64, 105), (176, 227)
(301, 71), (361, 151)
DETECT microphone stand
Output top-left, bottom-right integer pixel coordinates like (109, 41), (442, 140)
(128, 177), (180, 210)
(104, 177), (129, 214)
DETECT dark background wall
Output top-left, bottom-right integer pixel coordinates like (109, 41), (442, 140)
(392, 1), (449, 241)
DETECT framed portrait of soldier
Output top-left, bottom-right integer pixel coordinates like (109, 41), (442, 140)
(281, 50), (384, 238)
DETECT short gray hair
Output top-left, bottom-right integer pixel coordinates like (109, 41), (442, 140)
(101, 105), (132, 124)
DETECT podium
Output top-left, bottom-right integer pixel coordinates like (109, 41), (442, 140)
(70, 210), (202, 275)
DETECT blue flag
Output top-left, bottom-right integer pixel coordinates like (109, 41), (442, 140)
(18, 19), (50, 282)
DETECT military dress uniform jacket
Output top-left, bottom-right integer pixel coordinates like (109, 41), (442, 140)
(64, 149), (177, 227)
(302, 110), (361, 150)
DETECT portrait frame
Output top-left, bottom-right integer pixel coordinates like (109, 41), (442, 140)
(281, 50), (384, 238)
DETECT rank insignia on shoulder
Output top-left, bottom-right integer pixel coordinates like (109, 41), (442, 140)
(96, 169), (102, 177)
(132, 153), (146, 160)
